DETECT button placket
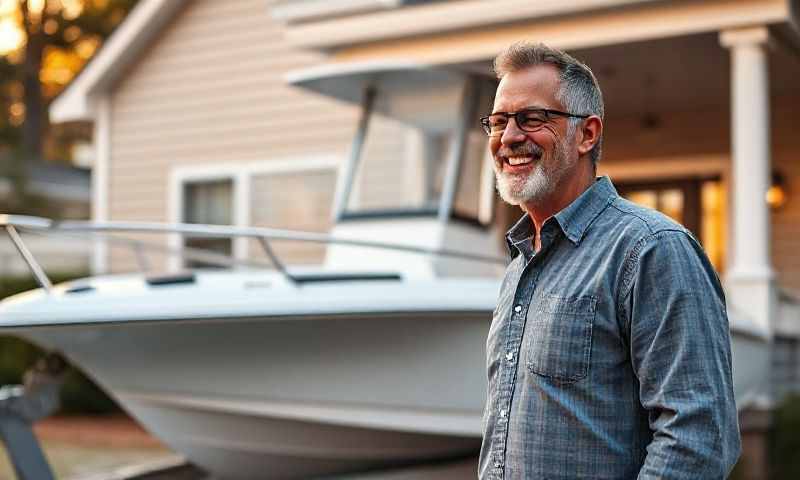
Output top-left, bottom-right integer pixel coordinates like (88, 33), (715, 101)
(491, 257), (538, 478)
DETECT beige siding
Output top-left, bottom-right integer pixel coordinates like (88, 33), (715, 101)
(107, 0), (357, 272)
(249, 169), (336, 265)
(104, 0), (800, 294)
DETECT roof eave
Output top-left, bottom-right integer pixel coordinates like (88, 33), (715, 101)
(279, 0), (666, 51)
(49, 0), (185, 123)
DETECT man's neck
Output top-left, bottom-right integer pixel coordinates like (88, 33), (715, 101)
(523, 172), (595, 252)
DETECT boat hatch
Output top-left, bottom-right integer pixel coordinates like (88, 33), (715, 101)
(290, 272), (402, 283)
(64, 285), (94, 294)
(146, 272), (197, 286)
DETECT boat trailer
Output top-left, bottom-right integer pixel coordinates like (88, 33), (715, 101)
(0, 353), (64, 480)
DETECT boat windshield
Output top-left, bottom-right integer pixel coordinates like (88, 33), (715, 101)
(342, 74), (495, 224)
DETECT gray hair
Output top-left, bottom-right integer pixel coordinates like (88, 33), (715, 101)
(494, 42), (604, 165)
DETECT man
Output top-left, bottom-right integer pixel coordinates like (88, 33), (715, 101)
(479, 42), (740, 479)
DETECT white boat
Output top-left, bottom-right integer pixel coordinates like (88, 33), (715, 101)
(0, 63), (771, 479)
(0, 250), (497, 478)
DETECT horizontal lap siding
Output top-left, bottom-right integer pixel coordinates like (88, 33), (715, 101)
(108, 0), (356, 272)
(249, 170), (336, 265)
(105, 0), (800, 295)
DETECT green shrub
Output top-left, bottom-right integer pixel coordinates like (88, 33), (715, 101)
(1, 273), (120, 414)
(728, 456), (748, 480)
(0, 335), (41, 386)
(0, 272), (89, 300)
(770, 394), (800, 479)
(58, 367), (120, 414)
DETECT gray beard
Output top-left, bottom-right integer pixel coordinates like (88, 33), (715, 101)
(494, 138), (575, 207)
(494, 161), (552, 206)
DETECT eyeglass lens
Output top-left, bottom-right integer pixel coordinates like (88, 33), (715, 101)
(484, 110), (550, 135)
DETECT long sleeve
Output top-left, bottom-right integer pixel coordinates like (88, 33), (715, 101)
(620, 229), (741, 479)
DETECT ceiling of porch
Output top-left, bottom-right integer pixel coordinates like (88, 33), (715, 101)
(463, 28), (800, 119)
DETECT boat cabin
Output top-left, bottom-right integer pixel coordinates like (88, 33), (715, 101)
(289, 62), (504, 278)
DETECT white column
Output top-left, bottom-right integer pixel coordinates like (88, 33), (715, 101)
(233, 170), (250, 264)
(719, 26), (774, 336)
(91, 96), (111, 275)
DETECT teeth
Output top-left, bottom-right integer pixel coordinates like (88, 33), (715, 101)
(507, 156), (533, 166)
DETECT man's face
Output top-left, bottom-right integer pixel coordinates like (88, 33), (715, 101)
(490, 65), (580, 207)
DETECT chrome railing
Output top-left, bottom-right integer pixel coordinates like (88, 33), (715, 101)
(0, 214), (506, 292)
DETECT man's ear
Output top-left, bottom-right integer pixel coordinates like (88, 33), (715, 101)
(577, 115), (602, 157)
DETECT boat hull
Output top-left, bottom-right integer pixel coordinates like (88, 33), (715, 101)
(11, 311), (490, 479)
(0, 272), (771, 478)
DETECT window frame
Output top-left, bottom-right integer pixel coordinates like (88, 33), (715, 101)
(168, 156), (340, 272)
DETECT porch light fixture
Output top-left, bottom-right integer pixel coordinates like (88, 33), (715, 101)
(766, 171), (788, 210)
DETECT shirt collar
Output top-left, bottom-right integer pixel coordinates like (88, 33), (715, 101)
(505, 176), (618, 258)
(555, 176), (618, 245)
(505, 214), (535, 260)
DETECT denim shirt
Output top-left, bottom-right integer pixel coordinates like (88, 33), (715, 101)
(479, 177), (740, 479)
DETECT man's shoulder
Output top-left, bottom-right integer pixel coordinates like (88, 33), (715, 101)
(605, 196), (693, 242)
(602, 196), (712, 280)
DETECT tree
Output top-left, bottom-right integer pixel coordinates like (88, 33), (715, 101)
(0, 0), (138, 206)
(1, 2), (139, 412)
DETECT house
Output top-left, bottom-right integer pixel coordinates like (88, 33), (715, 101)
(0, 161), (91, 276)
(49, 0), (800, 476)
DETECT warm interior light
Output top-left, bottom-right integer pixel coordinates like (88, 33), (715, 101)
(766, 172), (788, 209)
(766, 185), (788, 209)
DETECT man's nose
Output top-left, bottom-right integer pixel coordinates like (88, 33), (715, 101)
(500, 118), (526, 145)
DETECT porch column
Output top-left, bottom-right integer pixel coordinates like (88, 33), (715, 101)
(719, 26), (774, 335)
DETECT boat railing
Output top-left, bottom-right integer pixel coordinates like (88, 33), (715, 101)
(0, 214), (506, 293)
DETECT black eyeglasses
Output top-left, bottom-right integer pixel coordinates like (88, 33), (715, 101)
(480, 108), (589, 136)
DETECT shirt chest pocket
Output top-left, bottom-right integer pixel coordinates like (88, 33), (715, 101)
(526, 294), (597, 383)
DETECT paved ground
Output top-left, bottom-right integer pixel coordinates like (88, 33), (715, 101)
(0, 414), (191, 480)
(0, 415), (479, 479)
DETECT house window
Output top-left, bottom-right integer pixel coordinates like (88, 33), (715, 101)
(182, 179), (233, 268)
(618, 178), (726, 272)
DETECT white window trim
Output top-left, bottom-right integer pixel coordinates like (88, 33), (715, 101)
(91, 95), (111, 274)
(168, 156), (341, 272)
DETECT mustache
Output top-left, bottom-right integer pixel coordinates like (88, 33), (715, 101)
(497, 142), (544, 158)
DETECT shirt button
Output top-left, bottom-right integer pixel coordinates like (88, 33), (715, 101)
(505, 351), (514, 362)
(494, 460), (503, 468)
(514, 305), (522, 313)
(499, 409), (507, 418)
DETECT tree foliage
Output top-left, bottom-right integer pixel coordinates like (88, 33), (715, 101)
(1, 0), (138, 164)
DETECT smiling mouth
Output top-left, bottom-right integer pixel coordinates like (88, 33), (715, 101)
(507, 156), (534, 166)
